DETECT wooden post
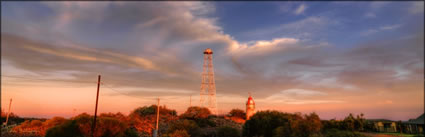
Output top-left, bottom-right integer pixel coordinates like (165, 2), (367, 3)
(156, 98), (160, 129)
(154, 98), (160, 137)
(92, 75), (101, 137)
(4, 98), (12, 126)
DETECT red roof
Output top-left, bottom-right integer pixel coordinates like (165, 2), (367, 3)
(246, 96), (255, 105)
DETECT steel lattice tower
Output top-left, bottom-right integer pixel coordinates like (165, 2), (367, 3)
(200, 48), (217, 115)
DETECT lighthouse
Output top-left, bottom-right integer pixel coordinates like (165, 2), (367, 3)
(246, 94), (255, 120)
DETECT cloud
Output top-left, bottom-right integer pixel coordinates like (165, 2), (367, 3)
(280, 88), (327, 96)
(294, 4), (307, 15)
(107, 86), (197, 94)
(361, 24), (401, 36)
(288, 57), (344, 67)
(229, 38), (299, 56)
(408, 2), (424, 14)
(380, 24), (401, 30)
(263, 88), (344, 104)
(363, 2), (390, 19)
(241, 15), (335, 40)
(365, 12), (376, 18)
(285, 100), (344, 105)
(370, 2), (390, 9)
(266, 89), (326, 100)
(3, 34), (165, 73)
(378, 100), (394, 105)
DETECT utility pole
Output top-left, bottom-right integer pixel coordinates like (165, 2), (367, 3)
(4, 98), (12, 126)
(92, 75), (101, 137)
(153, 98), (160, 137)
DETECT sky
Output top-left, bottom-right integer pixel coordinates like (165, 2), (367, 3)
(1, 1), (424, 121)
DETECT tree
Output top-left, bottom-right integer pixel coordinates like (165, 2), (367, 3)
(229, 109), (246, 119)
(217, 126), (241, 137)
(167, 119), (201, 137)
(245, 111), (323, 137)
(180, 106), (211, 119)
(45, 120), (84, 137)
(40, 117), (67, 135)
(128, 105), (178, 135)
(304, 112), (322, 135)
(131, 105), (177, 117)
(342, 113), (356, 131)
(354, 113), (365, 131)
(180, 106), (214, 127)
(243, 111), (292, 137)
(46, 113), (137, 137)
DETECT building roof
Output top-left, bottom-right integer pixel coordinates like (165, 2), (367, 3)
(404, 113), (424, 124)
(204, 48), (213, 54)
(246, 95), (255, 105)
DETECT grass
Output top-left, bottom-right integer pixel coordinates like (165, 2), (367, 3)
(362, 132), (424, 137)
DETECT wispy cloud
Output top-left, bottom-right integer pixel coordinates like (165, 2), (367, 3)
(361, 24), (402, 36)
(263, 89), (344, 104)
(380, 24), (401, 30)
(408, 2), (424, 14)
(229, 38), (299, 56)
(364, 12), (376, 18)
(266, 89), (327, 100)
(294, 4), (307, 15)
(378, 100), (394, 105)
(280, 88), (327, 96)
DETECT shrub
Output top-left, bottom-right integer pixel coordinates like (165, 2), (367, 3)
(180, 106), (214, 127)
(131, 105), (177, 117)
(229, 109), (246, 119)
(46, 113), (137, 137)
(167, 119), (201, 137)
(180, 106), (211, 119)
(169, 130), (190, 137)
(216, 126), (240, 137)
(243, 111), (292, 137)
(45, 120), (83, 137)
(129, 105), (178, 135)
(244, 111), (322, 137)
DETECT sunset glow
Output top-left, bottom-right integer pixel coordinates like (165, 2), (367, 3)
(1, 1), (424, 122)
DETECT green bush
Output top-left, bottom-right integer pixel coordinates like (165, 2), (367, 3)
(244, 111), (322, 137)
(180, 106), (211, 119)
(131, 105), (177, 117)
(243, 111), (292, 137)
(216, 126), (240, 137)
(167, 119), (201, 137)
(45, 116), (138, 137)
(180, 107), (214, 127)
(45, 120), (84, 137)
(229, 109), (246, 119)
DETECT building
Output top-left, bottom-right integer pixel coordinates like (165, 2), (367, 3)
(366, 119), (398, 132)
(401, 113), (424, 134)
(246, 95), (255, 120)
(366, 113), (424, 135)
